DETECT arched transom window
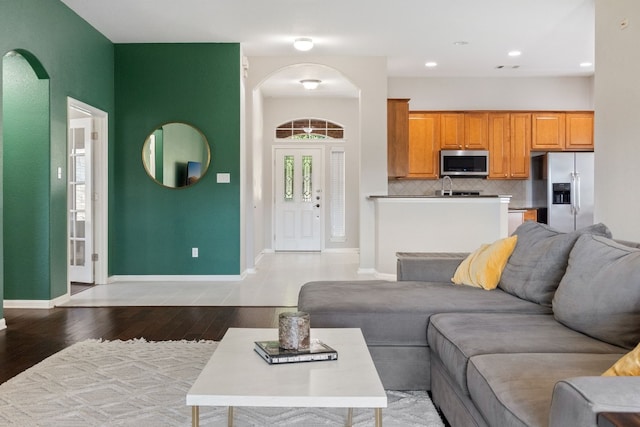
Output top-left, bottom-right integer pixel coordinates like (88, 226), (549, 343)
(276, 118), (344, 140)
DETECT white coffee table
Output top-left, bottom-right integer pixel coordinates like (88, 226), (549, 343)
(187, 328), (387, 426)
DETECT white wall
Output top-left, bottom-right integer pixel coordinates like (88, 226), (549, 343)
(262, 97), (360, 250)
(594, 0), (640, 240)
(245, 56), (388, 270)
(389, 76), (594, 111)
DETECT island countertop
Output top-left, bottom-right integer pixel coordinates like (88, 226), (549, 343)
(368, 194), (507, 199)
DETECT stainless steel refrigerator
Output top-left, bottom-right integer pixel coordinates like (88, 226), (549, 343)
(546, 152), (595, 232)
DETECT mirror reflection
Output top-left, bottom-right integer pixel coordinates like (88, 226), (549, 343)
(142, 122), (210, 188)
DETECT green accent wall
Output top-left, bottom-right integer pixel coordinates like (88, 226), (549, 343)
(2, 53), (50, 300)
(114, 44), (240, 275)
(0, 0), (114, 309)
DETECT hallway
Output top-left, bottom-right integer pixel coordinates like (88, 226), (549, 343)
(62, 252), (377, 307)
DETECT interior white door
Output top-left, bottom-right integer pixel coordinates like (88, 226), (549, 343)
(69, 118), (93, 283)
(274, 147), (323, 251)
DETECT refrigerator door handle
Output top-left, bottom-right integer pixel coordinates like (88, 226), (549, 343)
(570, 173), (577, 214)
(575, 172), (581, 214)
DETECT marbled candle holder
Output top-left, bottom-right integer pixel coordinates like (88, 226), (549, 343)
(278, 311), (310, 351)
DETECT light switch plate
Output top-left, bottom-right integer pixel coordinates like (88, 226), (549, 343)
(217, 173), (231, 183)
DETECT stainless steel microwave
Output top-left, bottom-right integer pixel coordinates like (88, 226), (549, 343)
(440, 150), (489, 177)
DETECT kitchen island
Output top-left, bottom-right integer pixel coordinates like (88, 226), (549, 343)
(370, 195), (511, 276)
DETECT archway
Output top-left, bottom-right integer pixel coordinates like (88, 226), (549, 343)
(2, 50), (51, 301)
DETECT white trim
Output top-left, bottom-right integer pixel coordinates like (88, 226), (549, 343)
(322, 248), (359, 254)
(4, 293), (69, 309)
(357, 267), (377, 275)
(108, 274), (246, 283)
(0, 318), (6, 331)
(374, 271), (397, 281)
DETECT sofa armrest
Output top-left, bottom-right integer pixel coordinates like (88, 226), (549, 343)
(549, 377), (640, 427)
(396, 252), (467, 282)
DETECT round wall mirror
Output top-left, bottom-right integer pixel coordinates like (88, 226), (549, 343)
(142, 122), (210, 188)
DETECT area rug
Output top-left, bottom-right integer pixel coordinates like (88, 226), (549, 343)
(0, 340), (445, 426)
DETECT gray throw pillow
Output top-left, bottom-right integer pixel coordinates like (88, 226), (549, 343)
(498, 222), (612, 306)
(553, 234), (640, 350)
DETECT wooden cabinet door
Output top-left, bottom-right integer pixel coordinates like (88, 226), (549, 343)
(565, 112), (594, 150)
(488, 113), (510, 179)
(464, 113), (489, 149)
(531, 113), (565, 150)
(509, 113), (531, 178)
(440, 113), (464, 149)
(408, 113), (440, 178)
(387, 99), (409, 177)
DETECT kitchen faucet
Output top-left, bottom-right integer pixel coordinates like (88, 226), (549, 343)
(442, 176), (453, 196)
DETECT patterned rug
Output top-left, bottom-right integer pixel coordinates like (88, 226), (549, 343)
(0, 339), (445, 426)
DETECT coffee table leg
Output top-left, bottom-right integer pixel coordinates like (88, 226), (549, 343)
(228, 406), (234, 427)
(191, 406), (199, 427)
(346, 408), (353, 426)
(375, 408), (382, 427)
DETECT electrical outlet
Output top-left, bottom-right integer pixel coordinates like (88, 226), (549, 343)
(192, 247), (198, 258)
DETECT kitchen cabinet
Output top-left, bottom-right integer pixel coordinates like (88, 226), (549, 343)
(565, 112), (594, 150)
(531, 112), (565, 150)
(440, 113), (465, 149)
(440, 113), (488, 150)
(387, 99), (410, 177)
(508, 208), (538, 234)
(408, 112), (439, 178)
(464, 112), (489, 149)
(488, 113), (531, 179)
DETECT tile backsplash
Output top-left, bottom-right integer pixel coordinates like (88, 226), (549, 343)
(388, 178), (527, 206)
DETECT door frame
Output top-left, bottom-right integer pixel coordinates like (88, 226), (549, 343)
(66, 97), (109, 289)
(272, 144), (325, 251)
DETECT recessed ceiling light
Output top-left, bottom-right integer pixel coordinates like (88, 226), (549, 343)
(300, 79), (321, 90)
(425, 61), (438, 68)
(508, 50), (522, 57)
(453, 41), (469, 46)
(580, 62), (593, 67)
(293, 38), (314, 51)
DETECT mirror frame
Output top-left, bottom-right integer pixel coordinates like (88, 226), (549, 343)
(141, 121), (211, 189)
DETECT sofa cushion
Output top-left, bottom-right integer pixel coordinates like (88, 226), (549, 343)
(427, 313), (625, 395)
(297, 280), (550, 347)
(553, 234), (640, 350)
(498, 222), (612, 306)
(452, 235), (517, 290)
(467, 353), (622, 427)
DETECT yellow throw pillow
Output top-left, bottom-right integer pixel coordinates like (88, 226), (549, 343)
(603, 342), (640, 376)
(452, 235), (518, 290)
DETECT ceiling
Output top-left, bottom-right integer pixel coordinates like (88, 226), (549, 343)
(61, 0), (594, 97)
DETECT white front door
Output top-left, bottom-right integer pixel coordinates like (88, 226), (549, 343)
(274, 147), (323, 251)
(68, 118), (93, 283)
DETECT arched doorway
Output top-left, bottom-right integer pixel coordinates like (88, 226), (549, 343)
(2, 50), (51, 301)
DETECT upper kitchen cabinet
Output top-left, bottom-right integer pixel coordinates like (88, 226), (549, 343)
(440, 113), (488, 150)
(531, 112), (566, 150)
(464, 112), (489, 150)
(387, 99), (410, 177)
(440, 113), (465, 149)
(408, 112), (440, 178)
(488, 113), (530, 179)
(565, 112), (594, 151)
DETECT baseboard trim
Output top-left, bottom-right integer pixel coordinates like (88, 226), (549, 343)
(0, 318), (6, 331)
(108, 274), (244, 283)
(374, 271), (397, 281)
(322, 248), (359, 254)
(4, 293), (69, 309)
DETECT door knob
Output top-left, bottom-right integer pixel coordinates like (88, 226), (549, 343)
(315, 204), (320, 208)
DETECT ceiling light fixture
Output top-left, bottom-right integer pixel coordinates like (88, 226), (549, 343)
(293, 37), (314, 51)
(425, 62), (438, 68)
(300, 79), (321, 90)
(580, 62), (593, 67)
(508, 50), (522, 57)
(453, 41), (469, 46)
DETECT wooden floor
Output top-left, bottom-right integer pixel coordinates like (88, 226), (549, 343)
(0, 306), (290, 384)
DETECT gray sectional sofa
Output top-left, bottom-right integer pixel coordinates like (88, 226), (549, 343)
(297, 221), (640, 427)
